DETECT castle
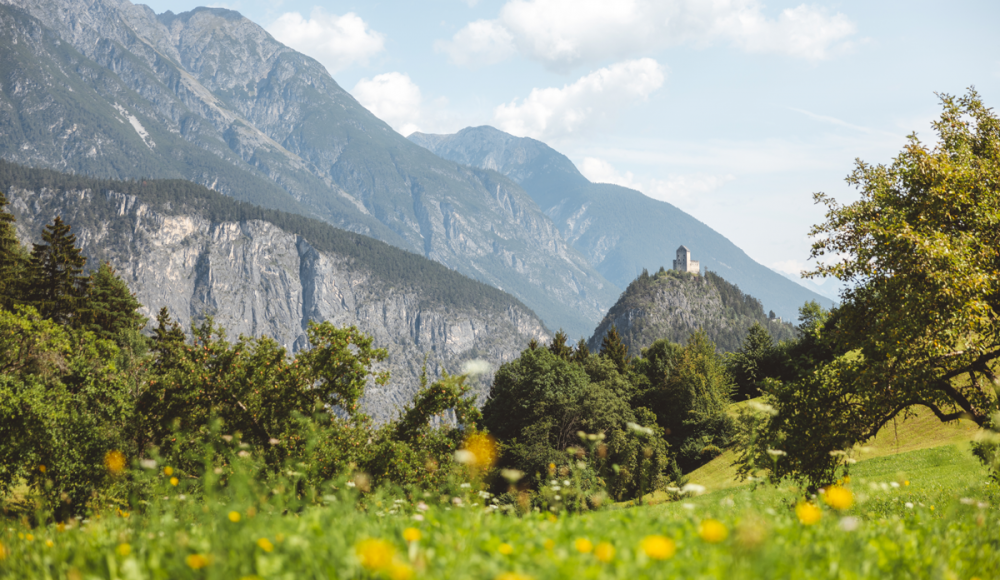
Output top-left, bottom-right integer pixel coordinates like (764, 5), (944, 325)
(672, 245), (700, 275)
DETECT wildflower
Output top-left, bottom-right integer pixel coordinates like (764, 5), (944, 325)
(185, 554), (210, 569)
(228, 511), (241, 523)
(640, 535), (675, 560)
(626, 422), (653, 436)
(38, 464), (46, 473)
(0, 541), (6, 561)
(795, 501), (822, 525)
(838, 516), (860, 532)
(498, 542), (514, 555)
(905, 502), (914, 509)
(766, 449), (787, 458)
(25, 534), (34, 542)
(403, 527), (421, 543)
(463, 433), (498, 469)
(45, 539), (53, 548)
(822, 485), (854, 510)
(388, 562), (415, 580)
(256, 538), (274, 553)
(356, 539), (395, 571)
(170, 477), (179, 487)
(543, 539), (555, 551)
(699, 519), (728, 543)
(495, 574), (532, 580)
(594, 542), (615, 563)
(574, 538), (593, 553)
(104, 450), (127, 475)
(163, 466), (173, 476)
(681, 483), (706, 496)
(116, 543), (131, 557)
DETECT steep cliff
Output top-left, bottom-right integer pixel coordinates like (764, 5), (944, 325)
(588, 269), (798, 355)
(2, 162), (549, 420)
(410, 126), (835, 321)
(0, 0), (617, 338)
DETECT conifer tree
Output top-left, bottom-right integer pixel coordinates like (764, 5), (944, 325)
(0, 192), (27, 310)
(573, 338), (590, 364)
(76, 262), (146, 341)
(27, 217), (90, 324)
(548, 329), (573, 360)
(600, 325), (630, 375)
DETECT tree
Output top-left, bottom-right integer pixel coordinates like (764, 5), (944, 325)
(548, 329), (573, 360)
(727, 322), (776, 400)
(76, 262), (146, 342)
(0, 192), (28, 310)
(600, 325), (629, 375)
(748, 90), (1000, 487)
(27, 217), (89, 324)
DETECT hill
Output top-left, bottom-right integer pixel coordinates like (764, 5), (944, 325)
(587, 268), (799, 355)
(1, 160), (550, 419)
(409, 125), (835, 321)
(0, 0), (617, 338)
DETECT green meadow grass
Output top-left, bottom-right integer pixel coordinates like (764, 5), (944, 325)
(2, 443), (997, 580)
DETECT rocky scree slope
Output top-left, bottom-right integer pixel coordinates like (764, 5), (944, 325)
(409, 125), (834, 321)
(588, 269), (798, 356)
(2, 162), (549, 420)
(0, 0), (616, 338)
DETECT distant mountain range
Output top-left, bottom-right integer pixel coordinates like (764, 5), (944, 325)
(0, 0), (616, 338)
(409, 126), (835, 321)
(1, 160), (549, 420)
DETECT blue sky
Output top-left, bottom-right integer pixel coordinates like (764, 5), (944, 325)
(137, 0), (1000, 299)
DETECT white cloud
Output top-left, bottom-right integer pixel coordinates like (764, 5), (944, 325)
(435, 19), (516, 67)
(440, 0), (857, 70)
(578, 156), (734, 205)
(352, 73), (425, 135)
(267, 9), (385, 74)
(493, 58), (665, 139)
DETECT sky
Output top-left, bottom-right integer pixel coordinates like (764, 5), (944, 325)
(136, 0), (1000, 299)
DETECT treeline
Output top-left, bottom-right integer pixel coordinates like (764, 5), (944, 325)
(0, 159), (537, 314)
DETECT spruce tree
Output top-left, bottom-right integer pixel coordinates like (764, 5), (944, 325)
(77, 262), (146, 341)
(0, 192), (27, 310)
(548, 329), (573, 360)
(600, 325), (630, 375)
(27, 217), (89, 324)
(572, 338), (590, 364)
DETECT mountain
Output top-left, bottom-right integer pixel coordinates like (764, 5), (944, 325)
(408, 126), (835, 321)
(1, 160), (549, 420)
(587, 268), (799, 356)
(0, 0), (618, 338)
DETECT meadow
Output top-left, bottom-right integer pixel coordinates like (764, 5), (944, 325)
(2, 420), (997, 580)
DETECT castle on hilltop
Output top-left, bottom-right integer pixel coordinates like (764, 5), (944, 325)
(672, 245), (700, 275)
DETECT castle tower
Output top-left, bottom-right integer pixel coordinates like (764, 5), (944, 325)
(672, 245), (700, 275)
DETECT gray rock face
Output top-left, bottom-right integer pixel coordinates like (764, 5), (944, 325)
(0, 0), (617, 338)
(8, 185), (549, 420)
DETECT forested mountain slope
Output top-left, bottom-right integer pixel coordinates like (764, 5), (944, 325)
(0, 0), (617, 338)
(410, 126), (834, 321)
(587, 268), (799, 355)
(1, 160), (550, 419)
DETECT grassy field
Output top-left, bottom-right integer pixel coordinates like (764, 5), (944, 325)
(1, 438), (997, 579)
(686, 405), (981, 492)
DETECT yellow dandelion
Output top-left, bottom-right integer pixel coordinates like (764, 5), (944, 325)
(56, 523), (66, 533)
(170, 477), (179, 487)
(228, 511), (241, 523)
(699, 519), (728, 543)
(163, 466), (173, 476)
(25, 534), (35, 542)
(903, 480), (909, 486)
(38, 464), (46, 474)
(356, 539), (395, 571)
(796, 501), (822, 525)
(0, 541), (6, 561)
(116, 543), (131, 557)
(574, 538), (593, 553)
(185, 554), (210, 569)
(543, 539), (555, 551)
(497, 542), (514, 555)
(594, 542), (615, 563)
(45, 539), (53, 548)
(256, 538), (274, 553)
(640, 535), (675, 560)
(104, 450), (127, 475)
(388, 562), (415, 580)
(822, 485), (854, 511)
(402, 527), (421, 543)
(462, 432), (498, 469)
(496, 574), (532, 580)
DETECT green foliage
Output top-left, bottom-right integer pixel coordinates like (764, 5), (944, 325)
(26, 217), (89, 326)
(75, 262), (147, 343)
(726, 322), (777, 400)
(599, 326), (630, 375)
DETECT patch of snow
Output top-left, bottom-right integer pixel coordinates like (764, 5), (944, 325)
(113, 102), (154, 149)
